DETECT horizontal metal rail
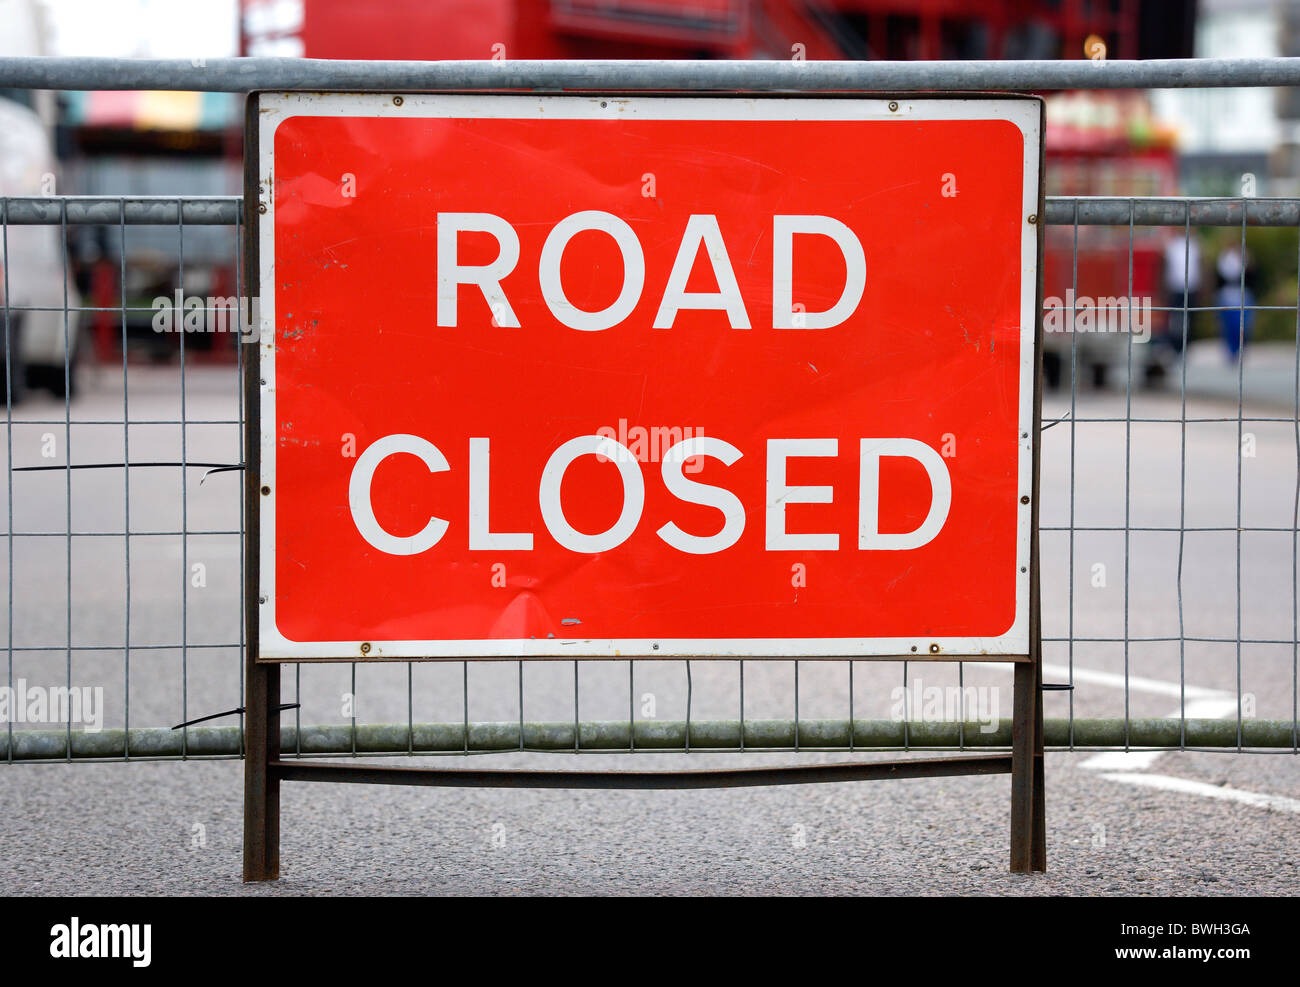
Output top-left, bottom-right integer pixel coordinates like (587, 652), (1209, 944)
(4, 719), (1296, 761)
(1, 197), (239, 226)
(273, 755), (1013, 789)
(4, 56), (1300, 93)
(1043, 198), (1300, 227)
(8, 195), (1300, 228)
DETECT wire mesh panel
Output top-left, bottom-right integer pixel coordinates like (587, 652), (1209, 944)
(1, 197), (246, 762)
(1040, 198), (1300, 758)
(1, 193), (1297, 761)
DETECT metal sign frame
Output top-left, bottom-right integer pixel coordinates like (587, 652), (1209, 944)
(251, 90), (1042, 663)
(242, 89), (1046, 881)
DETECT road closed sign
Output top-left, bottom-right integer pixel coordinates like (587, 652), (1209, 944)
(252, 93), (1042, 660)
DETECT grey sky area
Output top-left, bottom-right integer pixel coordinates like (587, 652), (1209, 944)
(40, 0), (240, 58)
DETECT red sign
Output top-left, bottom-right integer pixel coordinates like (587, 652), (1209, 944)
(255, 94), (1041, 659)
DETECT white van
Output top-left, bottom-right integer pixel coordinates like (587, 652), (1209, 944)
(0, 92), (82, 401)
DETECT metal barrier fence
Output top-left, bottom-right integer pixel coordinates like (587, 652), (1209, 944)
(0, 58), (1298, 764)
(2, 192), (1295, 762)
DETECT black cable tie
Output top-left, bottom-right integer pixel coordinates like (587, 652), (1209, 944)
(171, 703), (299, 730)
(199, 465), (243, 485)
(1040, 683), (1075, 691)
(1040, 411), (1072, 432)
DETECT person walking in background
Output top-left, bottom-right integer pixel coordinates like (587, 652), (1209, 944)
(1161, 230), (1200, 356)
(1215, 245), (1255, 361)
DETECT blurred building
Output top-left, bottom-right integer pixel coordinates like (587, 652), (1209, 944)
(1152, 0), (1283, 196)
(1276, 0), (1300, 194)
(0, 0), (58, 125)
(58, 89), (243, 364)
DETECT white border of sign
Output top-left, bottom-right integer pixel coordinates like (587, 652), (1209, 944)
(255, 93), (1041, 660)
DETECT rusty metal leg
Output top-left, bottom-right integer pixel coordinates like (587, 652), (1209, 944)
(243, 658), (280, 882)
(240, 112), (277, 881)
(1010, 659), (1047, 873)
(1031, 657), (1047, 871)
(1010, 660), (1034, 873)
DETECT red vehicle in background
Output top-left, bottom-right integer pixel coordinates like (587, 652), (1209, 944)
(241, 1), (1192, 392)
(240, 0), (1183, 63)
(1042, 90), (1180, 390)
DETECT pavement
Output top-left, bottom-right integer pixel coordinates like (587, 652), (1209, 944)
(0, 362), (1297, 895)
(4, 749), (1299, 895)
(1178, 339), (1300, 408)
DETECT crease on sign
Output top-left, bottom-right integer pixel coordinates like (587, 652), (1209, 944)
(313, 222), (439, 261)
(671, 145), (788, 177)
(847, 177), (924, 205)
(927, 361), (1002, 408)
(485, 552), (610, 638)
(465, 129), (572, 176)
(885, 566), (914, 592)
(489, 590), (556, 639)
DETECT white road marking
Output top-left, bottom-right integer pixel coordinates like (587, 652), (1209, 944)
(1080, 749), (1163, 771)
(1081, 697), (1240, 772)
(1099, 773), (1300, 814)
(971, 661), (1227, 700)
(976, 659), (1294, 811)
(973, 661), (1236, 769)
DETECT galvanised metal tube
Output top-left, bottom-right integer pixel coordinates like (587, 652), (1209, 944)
(1044, 198), (1300, 227)
(1, 197), (240, 226)
(2, 718), (1295, 760)
(5, 196), (1296, 229)
(3, 56), (1300, 94)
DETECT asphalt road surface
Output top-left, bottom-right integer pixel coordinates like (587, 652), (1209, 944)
(0, 363), (1297, 895)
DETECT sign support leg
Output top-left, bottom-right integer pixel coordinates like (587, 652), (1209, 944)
(243, 655), (280, 882)
(1032, 658), (1046, 871)
(1010, 659), (1046, 873)
(241, 91), (280, 883)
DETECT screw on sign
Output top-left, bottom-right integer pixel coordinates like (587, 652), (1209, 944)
(256, 94), (1041, 660)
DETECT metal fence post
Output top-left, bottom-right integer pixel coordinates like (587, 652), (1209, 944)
(241, 97), (279, 880)
(1010, 661), (1044, 872)
(1012, 169), (1048, 873)
(241, 355), (278, 881)
(1033, 660), (1047, 871)
(241, 305), (279, 880)
(242, 654), (279, 881)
